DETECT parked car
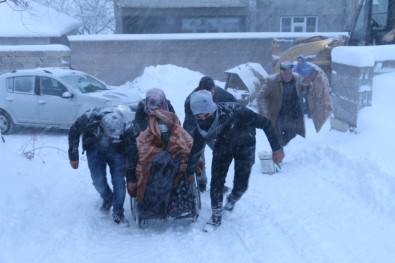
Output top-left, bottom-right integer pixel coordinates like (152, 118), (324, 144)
(0, 67), (142, 134)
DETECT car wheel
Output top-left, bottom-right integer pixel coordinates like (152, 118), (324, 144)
(0, 111), (13, 134)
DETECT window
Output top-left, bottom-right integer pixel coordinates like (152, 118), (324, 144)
(280, 16), (318, 32)
(40, 77), (67, 97)
(5, 78), (14, 92)
(61, 74), (107, 93)
(181, 17), (242, 33)
(6, 76), (35, 94)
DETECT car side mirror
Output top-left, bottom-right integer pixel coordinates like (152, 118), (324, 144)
(62, 91), (73, 98)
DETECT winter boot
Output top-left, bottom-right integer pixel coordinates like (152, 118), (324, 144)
(113, 214), (129, 227)
(203, 206), (222, 232)
(100, 198), (112, 211)
(203, 215), (222, 232)
(224, 194), (238, 212)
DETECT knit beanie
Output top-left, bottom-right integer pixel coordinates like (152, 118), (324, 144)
(198, 76), (215, 91)
(190, 90), (217, 115)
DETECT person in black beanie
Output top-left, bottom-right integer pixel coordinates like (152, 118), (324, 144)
(183, 76), (237, 192)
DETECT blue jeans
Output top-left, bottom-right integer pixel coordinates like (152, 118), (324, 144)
(86, 146), (126, 217)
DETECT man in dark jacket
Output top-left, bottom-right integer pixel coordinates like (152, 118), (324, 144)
(183, 76), (237, 192)
(186, 90), (284, 232)
(68, 107), (138, 227)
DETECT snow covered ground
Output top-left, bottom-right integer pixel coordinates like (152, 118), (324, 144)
(1, 65), (395, 263)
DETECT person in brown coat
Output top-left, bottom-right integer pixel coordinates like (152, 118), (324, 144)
(127, 88), (193, 206)
(257, 61), (305, 147)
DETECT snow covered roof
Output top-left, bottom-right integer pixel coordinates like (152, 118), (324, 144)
(332, 45), (395, 67)
(69, 32), (350, 42)
(0, 1), (81, 37)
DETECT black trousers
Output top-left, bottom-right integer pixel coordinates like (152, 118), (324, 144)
(210, 143), (255, 211)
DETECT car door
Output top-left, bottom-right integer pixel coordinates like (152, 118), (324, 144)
(4, 76), (40, 124)
(37, 77), (78, 128)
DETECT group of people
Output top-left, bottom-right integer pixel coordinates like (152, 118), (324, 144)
(68, 59), (315, 231)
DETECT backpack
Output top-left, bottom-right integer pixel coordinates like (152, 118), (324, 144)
(96, 111), (125, 148)
(140, 151), (180, 218)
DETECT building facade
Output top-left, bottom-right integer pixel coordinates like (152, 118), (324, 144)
(114, 0), (394, 45)
(114, 0), (255, 33)
(114, 0), (360, 34)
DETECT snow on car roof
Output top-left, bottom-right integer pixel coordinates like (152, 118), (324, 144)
(2, 67), (85, 77)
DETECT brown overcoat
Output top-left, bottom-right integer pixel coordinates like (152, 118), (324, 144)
(135, 109), (193, 203)
(256, 72), (306, 138)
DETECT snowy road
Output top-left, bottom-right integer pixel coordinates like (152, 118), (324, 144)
(1, 67), (395, 263)
(1, 127), (395, 263)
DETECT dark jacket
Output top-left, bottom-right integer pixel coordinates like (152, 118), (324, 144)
(133, 99), (175, 135)
(186, 103), (281, 175)
(68, 107), (138, 181)
(183, 86), (237, 136)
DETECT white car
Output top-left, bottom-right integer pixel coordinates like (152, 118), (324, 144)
(0, 67), (142, 134)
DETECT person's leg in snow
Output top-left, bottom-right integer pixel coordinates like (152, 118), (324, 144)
(87, 147), (129, 227)
(87, 147), (114, 211)
(203, 150), (232, 231)
(224, 144), (254, 212)
(106, 150), (129, 227)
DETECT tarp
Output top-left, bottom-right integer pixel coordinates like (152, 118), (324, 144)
(225, 62), (268, 95)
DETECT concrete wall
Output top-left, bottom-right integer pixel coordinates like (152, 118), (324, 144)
(69, 37), (273, 86)
(0, 48), (71, 74)
(330, 62), (373, 130)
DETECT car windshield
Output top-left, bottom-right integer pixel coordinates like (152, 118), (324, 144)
(60, 74), (108, 93)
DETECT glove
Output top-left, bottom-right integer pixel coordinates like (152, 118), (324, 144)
(127, 182), (137, 197)
(272, 149), (284, 164)
(70, 160), (79, 169)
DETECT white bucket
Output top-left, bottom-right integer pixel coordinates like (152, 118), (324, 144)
(258, 151), (275, 174)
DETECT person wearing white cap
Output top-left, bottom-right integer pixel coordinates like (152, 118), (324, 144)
(185, 90), (284, 232)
